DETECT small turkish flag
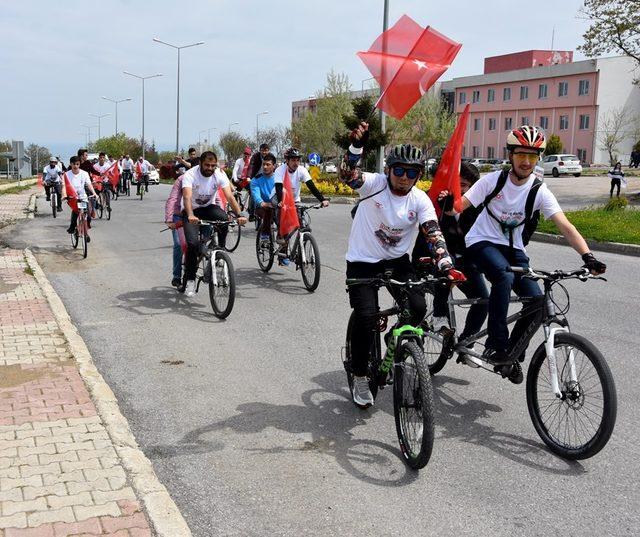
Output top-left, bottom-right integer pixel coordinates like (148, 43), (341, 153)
(105, 161), (120, 190)
(279, 170), (300, 238)
(63, 171), (79, 214)
(357, 15), (461, 119)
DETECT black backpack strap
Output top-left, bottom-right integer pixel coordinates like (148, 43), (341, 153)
(524, 178), (542, 222)
(481, 169), (508, 210)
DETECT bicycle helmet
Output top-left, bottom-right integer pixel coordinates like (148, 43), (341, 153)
(386, 144), (425, 168)
(284, 147), (302, 159)
(506, 126), (546, 153)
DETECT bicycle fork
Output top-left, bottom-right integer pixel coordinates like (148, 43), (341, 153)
(543, 325), (573, 398)
(378, 325), (425, 387)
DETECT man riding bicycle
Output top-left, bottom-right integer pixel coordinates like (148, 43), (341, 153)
(120, 154), (134, 193)
(93, 152), (116, 202)
(43, 157), (63, 212)
(181, 151), (247, 297)
(135, 156), (151, 195)
(250, 153), (277, 239)
(459, 125), (606, 383)
(340, 122), (457, 408)
(62, 156), (98, 240)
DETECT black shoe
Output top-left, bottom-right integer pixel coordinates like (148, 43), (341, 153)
(483, 348), (512, 366)
(498, 362), (523, 384)
(86, 236), (91, 243)
(66, 227), (74, 234)
(171, 278), (181, 288)
(57, 207), (63, 212)
(248, 215), (255, 222)
(46, 196), (51, 201)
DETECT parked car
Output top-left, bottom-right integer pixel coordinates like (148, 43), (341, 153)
(132, 164), (160, 184)
(541, 154), (582, 177)
(324, 162), (337, 173)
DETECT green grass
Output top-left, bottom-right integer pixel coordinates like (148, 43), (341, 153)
(538, 207), (640, 244)
(0, 185), (32, 195)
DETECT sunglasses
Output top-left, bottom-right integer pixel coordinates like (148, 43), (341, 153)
(512, 152), (540, 162)
(392, 166), (421, 180)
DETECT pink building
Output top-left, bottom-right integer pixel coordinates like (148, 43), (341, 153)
(447, 51), (640, 165)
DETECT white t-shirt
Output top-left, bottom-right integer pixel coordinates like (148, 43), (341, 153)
(136, 160), (151, 174)
(121, 158), (134, 171)
(465, 170), (562, 251)
(232, 157), (249, 181)
(273, 163), (312, 202)
(93, 161), (111, 180)
(181, 165), (230, 210)
(42, 165), (61, 183)
(346, 173), (437, 263)
(64, 170), (91, 201)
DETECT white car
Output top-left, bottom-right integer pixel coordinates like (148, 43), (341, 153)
(324, 163), (337, 173)
(147, 165), (160, 184)
(541, 154), (582, 177)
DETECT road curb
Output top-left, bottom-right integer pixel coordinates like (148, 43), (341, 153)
(24, 248), (192, 537)
(531, 232), (640, 257)
(300, 195), (356, 204)
(27, 192), (37, 218)
(0, 177), (38, 191)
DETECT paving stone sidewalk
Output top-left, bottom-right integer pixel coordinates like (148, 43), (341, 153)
(0, 187), (38, 228)
(0, 249), (156, 535)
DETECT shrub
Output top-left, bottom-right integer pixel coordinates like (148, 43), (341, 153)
(545, 134), (563, 156)
(603, 196), (628, 211)
(479, 164), (494, 173)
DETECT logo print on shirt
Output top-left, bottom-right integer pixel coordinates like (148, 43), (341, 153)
(407, 210), (416, 221)
(375, 201), (384, 209)
(495, 193), (504, 200)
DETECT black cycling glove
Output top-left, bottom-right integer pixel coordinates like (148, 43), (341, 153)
(582, 252), (606, 274)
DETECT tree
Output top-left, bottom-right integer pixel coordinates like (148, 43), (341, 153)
(387, 94), (456, 159)
(545, 134), (563, 155)
(273, 125), (292, 158)
(26, 144), (51, 174)
(579, 0), (640, 84)
(219, 131), (252, 164)
(333, 96), (390, 171)
(598, 106), (633, 165)
(255, 127), (279, 153)
(93, 134), (143, 160)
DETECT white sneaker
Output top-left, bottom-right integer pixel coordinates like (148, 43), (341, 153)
(432, 316), (450, 333)
(185, 280), (196, 297)
(352, 376), (374, 408)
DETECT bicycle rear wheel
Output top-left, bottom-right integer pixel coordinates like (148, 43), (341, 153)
(300, 233), (321, 292)
(419, 284), (453, 375)
(526, 332), (616, 460)
(343, 311), (381, 403)
(208, 250), (236, 319)
(97, 195), (104, 219)
(225, 220), (241, 252)
(393, 340), (435, 469)
(255, 226), (275, 272)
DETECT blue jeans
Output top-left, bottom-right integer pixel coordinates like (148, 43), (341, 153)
(467, 241), (542, 351)
(171, 214), (182, 280)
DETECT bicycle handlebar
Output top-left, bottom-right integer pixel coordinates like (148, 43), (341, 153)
(346, 276), (436, 288)
(508, 266), (606, 282)
(297, 202), (327, 211)
(199, 219), (236, 227)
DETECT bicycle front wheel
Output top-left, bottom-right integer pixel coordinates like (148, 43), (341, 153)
(71, 229), (79, 249)
(225, 220), (241, 252)
(51, 194), (57, 218)
(526, 332), (617, 460)
(97, 196), (104, 219)
(255, 227), (274, 272)
(393, 340), (435, 469)
(421, 284), (452, 375)
(208, 250), (236, 319)
(300, 233), (321, 292)
(139, 187), (144, 201)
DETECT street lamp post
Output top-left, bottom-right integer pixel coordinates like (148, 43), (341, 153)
(153, 38), (204, 153)
(101, 97), (132, 135)
(123, 72), (162, 159)
(228, 122), (239, 133)
(88, 113), (110, 140)
(255, 111), (268, 145)
(81, 124), (97, 146)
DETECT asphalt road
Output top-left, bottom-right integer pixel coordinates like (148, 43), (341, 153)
(2, 186), (639, 537)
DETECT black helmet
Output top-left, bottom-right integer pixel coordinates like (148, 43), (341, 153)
(284, 147), (302, 159)
(386, 144), (425, 168)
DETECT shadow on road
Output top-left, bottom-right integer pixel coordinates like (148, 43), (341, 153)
(234, 267), (314, 298)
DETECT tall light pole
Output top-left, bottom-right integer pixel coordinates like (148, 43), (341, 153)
(123, 71), (162, 159)
(153, 37), (204, 153)
(80, 124), (97, 146)
(101, 96), (132, 136)
(256, 111), (268, 145)
(378, 0), (389, 172)
(228, 122), (239, 133)
(88, 113), (110, 140)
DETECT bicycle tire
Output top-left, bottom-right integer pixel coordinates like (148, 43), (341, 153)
(419, 284), (452, 375)
(51, 194), (57, 218)
(343, 311), (380, 403)
(300, 233), (321, 292)
(208, 250), (236, 319)
(225, 220), (241, 253)
(255, 227), (275, 272)
(526, 332), (617, 460)
(71, 229), (79, 249)
(97, 196), (104, 219)
(126, 181), (130, 196)
(139, 188), (144, 201)
(393, 340), (435, 469)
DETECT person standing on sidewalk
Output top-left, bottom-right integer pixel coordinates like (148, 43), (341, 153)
(608, 162), (624, 198)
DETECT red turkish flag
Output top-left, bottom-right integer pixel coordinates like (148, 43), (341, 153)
(279, 170), (299, 238)
(105, 161), (120, 190)
(428, 104), (470, 217)
(63, 171), (79, 214)
(357, 15), (461, 119)
(215, 187), (227, 210)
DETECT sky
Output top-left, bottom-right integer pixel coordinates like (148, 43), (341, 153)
(2, 0), (593, 160)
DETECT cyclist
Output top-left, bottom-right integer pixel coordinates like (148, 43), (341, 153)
(175, 147), (199, 174)
(412, 161), (488, 363)
(250, 152), (277, 239)
(43, 157), (63, 212)
(339, 122), (456, 408)
(232, 147), (252, 188)
(182, 151), (247, 297)
(121, 154), (134, 193)
(459, 125), (607, 382)
(249, 143), (270, 179)
(93, 152), (116, 204)
(135, 156), (151, 195)
(274, 147), (329, 265)
(62, 156), (98, 240)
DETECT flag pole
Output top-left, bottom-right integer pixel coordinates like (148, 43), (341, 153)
(377, 0), (389, 173)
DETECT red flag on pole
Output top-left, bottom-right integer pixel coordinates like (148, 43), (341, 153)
(357, 15), (461, 119)
(105, 161), (120, 190)
(428, 104), (470, 217)
(215, 187), (227, 210)
(63, 171), (79, 214)
(278, 170), (300, 238)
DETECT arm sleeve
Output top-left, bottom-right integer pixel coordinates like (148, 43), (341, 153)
(275, 182), (283, 203)
(464, 175), (493, 207)
(250, 180), (264, 205)
(232, 160), (241, 181)
(304, 180), (325, 202)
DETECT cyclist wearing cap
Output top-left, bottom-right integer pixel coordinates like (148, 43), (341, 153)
(273, 147), (329, 265)
(43, 157), (63, 212)
(459, 125), (606, 383)
(232, 147), (252, 188)
(339, 122), (457, 408)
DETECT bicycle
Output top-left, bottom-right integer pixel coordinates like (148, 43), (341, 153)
(122, 170), (132, 196)
(68, 198), (91, 259)
(96, 183), (112, 221)
(342, 272), (435, 470)
(255, 204), (322, 292)
(49, 185), (59, 218)
(224, 208), (242, 252)
(421, 265), (617, 460)
(179, 219), (237, 319)
(136, 174), (149, 200)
